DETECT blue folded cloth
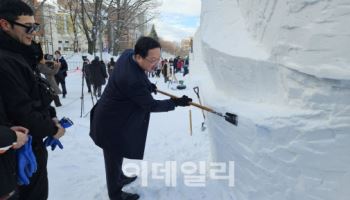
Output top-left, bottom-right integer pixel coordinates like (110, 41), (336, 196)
(59, 117), (74, 128)
(17, 135), (37, 185)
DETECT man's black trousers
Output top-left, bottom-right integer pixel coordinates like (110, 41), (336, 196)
(103, 149), (124, 200)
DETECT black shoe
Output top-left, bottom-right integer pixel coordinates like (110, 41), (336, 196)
(120, 175), (137, 186)
(62, 94), (66, 98)
(120, 191), (139, 200)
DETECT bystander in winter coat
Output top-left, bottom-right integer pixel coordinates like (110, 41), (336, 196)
(54, 51), (68, 98)
(0, 95), (17, 200)
(0, 17), (65, 199)
(88, 57), (108, 97)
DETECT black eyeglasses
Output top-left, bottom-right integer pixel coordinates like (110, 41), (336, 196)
(8, 21), (40, 34)
(144, 57), (161, 65)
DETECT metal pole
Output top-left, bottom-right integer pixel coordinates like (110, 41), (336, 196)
(93, 25), (96, 57)
(49, 7), (54, 54)
(99, 21), (103, 60)
(40, 3), (46, 52)
(189, 109), (193, 136)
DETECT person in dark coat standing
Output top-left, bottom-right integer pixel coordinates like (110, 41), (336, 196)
(107, 57), (115, 77)
(0, 95), (29, 200)
(173, 56), (178, 73)
(0, 1), (66, 199)
(82, 58), (92, 93)
(90, 36), (192, 200)
(88, 56), (108, 97)
(54, 50), (68, 98)
(161, 59), (170, 83)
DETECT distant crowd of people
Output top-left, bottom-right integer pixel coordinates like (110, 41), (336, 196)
(81, 55), (190, 94)
(146, 56), (190, 84)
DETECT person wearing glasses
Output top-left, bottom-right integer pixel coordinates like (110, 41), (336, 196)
(90, 36), (193, 200)
(0, 1), (66, 200)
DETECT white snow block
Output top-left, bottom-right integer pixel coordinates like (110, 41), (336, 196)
(194, 0), (350, 200)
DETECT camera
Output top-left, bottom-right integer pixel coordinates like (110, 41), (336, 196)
(44, 54), (55, 68)
(44, 54), (54, 61)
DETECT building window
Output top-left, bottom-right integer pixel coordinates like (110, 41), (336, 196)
(65, 41), (69, 44)
(58, 41), (62, 44)
(63, 47), (73, 51)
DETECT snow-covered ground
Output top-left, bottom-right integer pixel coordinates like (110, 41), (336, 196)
(47, 67), (225, 200)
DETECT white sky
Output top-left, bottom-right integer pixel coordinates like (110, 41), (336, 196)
(153, 0), (201, 42)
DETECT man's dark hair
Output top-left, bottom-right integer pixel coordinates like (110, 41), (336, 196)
(55, 50), (61, 55)
(0, 0), (34, 22)
(134, 36), (161, 58)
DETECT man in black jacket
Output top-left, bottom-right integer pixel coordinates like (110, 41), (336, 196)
(54, 50), (68, 98)
(0, 1), (65, 199)
(90, 36), (192, 200)
(82, 57), (92, 93)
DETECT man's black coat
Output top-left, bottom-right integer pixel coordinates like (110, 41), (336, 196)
(0, 95), (16, 198)
(0, 30), (59, 200)
(55, 56), (68, 81)
(88, 59), (107, 86)
(0, 32), (58, 143)
(90, 50), (176, 159)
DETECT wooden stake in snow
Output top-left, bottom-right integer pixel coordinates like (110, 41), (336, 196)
(189, 109), (193, 136)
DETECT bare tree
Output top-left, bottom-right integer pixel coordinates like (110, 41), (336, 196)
(106, 0), (159, 55)
(76, 0), (158, 55)
(23, 0), (48, 12)
(66, 0), (81, 52)
(79, 0), (103, 54)
(38, 0), (158, 55)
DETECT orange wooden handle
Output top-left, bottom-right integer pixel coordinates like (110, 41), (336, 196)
(156, 89), (214, 113)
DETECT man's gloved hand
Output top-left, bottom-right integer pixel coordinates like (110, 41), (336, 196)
(44, 117), (73, 151)
(150, 83), (157, 94)
(172, 95), (192, 107)
(17, 135), (37, 185)
(44, 137), (63, 151)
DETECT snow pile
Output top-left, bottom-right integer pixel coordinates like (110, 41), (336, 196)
(192, 0), (350, 199)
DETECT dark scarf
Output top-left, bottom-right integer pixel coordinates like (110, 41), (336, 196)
(0, 30), (42, 73)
